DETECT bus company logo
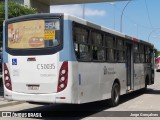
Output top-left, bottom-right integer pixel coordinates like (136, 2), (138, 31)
(2, 112), (12, 117)
(12, 58), (17, 65)
(104, 66), (116, 75)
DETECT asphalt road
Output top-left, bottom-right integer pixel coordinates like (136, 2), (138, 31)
(0, 71), (160, 120)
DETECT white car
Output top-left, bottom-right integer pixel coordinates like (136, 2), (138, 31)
(156, 56), (160, 72)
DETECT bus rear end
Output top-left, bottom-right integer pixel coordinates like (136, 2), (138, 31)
(156, 57), (160, 72)
(3, 14), (72, 103)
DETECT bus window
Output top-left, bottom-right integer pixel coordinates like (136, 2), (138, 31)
(105, 35), (116, 62)
(92, 31), (105, 61)
(134, 43), (138, 52)
(92, 32), (103, 46)
(139, 45), (145, 63)
(97, 49), (105, 61)
(79, 44), (91, 60)
(117, 39), (124, 49)
(106, 48), (115, 62)
(117, 39), (125, 62)
(117, 51), (125, 62)
(134, 43), (140, 63)
(105, 36), (115, 48)
(8, 19), (60, 49)
(74, 43), (80, 59)
(73, 26), (90, 61)
(92, 46), (98, 60)
(145, 47), (151, 63)
(92, 46), (105, 61)
(74, 27), (89, 44)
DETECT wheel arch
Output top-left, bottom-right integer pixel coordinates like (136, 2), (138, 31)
(109, 78), (121, 107)
(112, 78), (121, 93)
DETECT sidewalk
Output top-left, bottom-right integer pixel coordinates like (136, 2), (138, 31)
(0, 97), (24, 108)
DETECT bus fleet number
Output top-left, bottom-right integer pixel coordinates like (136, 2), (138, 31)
(37, 64), (55, 70)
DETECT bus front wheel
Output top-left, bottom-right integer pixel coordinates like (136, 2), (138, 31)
(109, 83), (120, 107)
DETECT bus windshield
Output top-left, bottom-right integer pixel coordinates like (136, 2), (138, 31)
(7, 19), (60, 49)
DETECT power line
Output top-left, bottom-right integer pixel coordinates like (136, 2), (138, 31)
(110, 1), (157, 30)
(144, 0), (153, 29)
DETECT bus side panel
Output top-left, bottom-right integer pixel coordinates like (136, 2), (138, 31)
(70, 62), (79, 103)
(144, 63), (152, 85)
(134, 64), (145, 90)
(57, 19), (79, 104)
(77, 62), (102, 103)
(77, 63), (127, 104)
(134, 64), (141, 90)
(100, 63), (127, 99)
(100, 63), (114, 100)
(114, 63), (127, 95)
(55, 61), (78, 104)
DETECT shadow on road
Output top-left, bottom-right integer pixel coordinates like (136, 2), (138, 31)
(144, 88), (160, 95)
(16, 89), (151, 119)
(119, 89), (145, 105)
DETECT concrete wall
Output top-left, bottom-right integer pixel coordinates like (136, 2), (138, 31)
(24, 0), (49, 13)
(31, 0), (49, 13)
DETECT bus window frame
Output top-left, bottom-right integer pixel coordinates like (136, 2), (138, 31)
(91, 30), (105, 62)
(5, 14), (64, 56)
(73, 23), (92, 62)
(105, 34), (117, 63)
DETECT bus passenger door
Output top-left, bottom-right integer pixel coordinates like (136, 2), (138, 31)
(126, 43), (134, 91)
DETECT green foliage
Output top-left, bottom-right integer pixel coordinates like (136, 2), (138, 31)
(158, 51), (160, 56)
(154, 48), (160, 58)
(0, 0), (37, 32)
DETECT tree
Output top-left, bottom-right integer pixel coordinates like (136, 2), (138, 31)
(154, 48), (160, 58)
(157, 51), (160, 56)
(0, 0), (37, 40)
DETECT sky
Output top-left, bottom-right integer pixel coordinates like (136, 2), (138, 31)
(50, 0), (160, 50)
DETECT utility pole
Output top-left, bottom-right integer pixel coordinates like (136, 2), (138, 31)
(5, 0), (8, 20)
(120, 0), (132, 32)
(83, 4), (85, 19)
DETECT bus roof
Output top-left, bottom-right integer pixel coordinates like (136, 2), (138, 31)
(64, 13), (125, 38)
(64, 14), (153, 47)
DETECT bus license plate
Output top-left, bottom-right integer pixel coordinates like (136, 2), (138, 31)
(28, 85), (39, 90)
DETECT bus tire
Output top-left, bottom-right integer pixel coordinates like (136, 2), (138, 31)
(109, 82), (120, 107)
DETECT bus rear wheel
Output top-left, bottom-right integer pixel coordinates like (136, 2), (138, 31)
(109, 83), (120, 107)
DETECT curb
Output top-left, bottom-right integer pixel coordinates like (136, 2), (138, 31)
(0, 98), (25, 108)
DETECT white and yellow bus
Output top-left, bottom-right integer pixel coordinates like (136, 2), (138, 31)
(3, 13), (155, 106)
